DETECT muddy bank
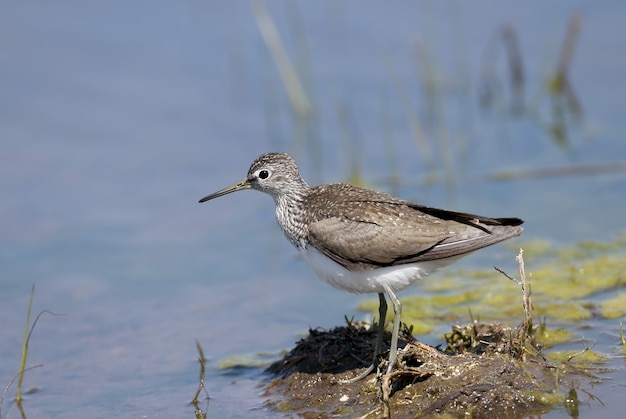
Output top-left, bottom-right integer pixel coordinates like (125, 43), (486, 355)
(263, 321), (564, 418)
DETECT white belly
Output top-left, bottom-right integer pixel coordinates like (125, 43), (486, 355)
(301, 246), (463, 294)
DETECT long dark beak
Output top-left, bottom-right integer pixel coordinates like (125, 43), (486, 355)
(199, 178), (251, 203)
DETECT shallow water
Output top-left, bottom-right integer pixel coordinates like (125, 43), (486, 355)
(1, 1), (626, 418)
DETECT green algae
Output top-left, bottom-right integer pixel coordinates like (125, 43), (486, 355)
(522, 390), (564, 407)
(546, 349), (607, 365)
(536, 326), (575, 347)
(600, 292), (626, 319)
(534, 301), (592, 321)
(532, 253), (626, 300)
(216, 354), (271, 370)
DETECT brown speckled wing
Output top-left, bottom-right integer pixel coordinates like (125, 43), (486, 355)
(305, 184), (523, 272)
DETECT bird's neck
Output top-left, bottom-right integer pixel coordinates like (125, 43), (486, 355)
(274, 188), (309, 249)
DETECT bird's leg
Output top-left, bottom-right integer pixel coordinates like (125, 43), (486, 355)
(339, 292), (387, 384)
(374, 292), (387, 367)
(382, 284), (402, 374)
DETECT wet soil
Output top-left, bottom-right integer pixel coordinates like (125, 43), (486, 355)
(264, 321), (561, 418)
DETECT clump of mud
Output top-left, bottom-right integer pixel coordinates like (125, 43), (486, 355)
(264, 320), (560, 418)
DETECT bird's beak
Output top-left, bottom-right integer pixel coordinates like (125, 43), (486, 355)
(199, 178), (251, 203)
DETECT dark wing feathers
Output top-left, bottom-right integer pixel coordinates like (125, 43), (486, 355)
(408, 203), (523, 233)
(306, 184), (523, 271)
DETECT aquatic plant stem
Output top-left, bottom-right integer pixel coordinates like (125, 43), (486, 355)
(15, 285), (35, 404)
(192, 340), (209, 419)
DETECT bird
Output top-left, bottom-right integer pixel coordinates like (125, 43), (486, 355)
(199, 152), (524, 382)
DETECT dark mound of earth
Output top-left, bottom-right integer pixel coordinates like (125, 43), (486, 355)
(264, 321), (560, 418)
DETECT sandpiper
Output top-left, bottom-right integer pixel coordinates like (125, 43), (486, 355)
(199, 152), (523, 382)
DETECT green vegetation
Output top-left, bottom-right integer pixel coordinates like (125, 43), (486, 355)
(1, 286), (61, 419)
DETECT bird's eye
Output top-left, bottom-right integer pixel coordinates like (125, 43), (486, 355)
(258, 169), (270, 179)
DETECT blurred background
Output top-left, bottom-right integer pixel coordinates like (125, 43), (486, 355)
(1, 1), (625, 417)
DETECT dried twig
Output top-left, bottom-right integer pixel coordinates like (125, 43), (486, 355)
(495, 248), (534, 357)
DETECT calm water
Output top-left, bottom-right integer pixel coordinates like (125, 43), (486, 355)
(1, 1), (625, 418)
